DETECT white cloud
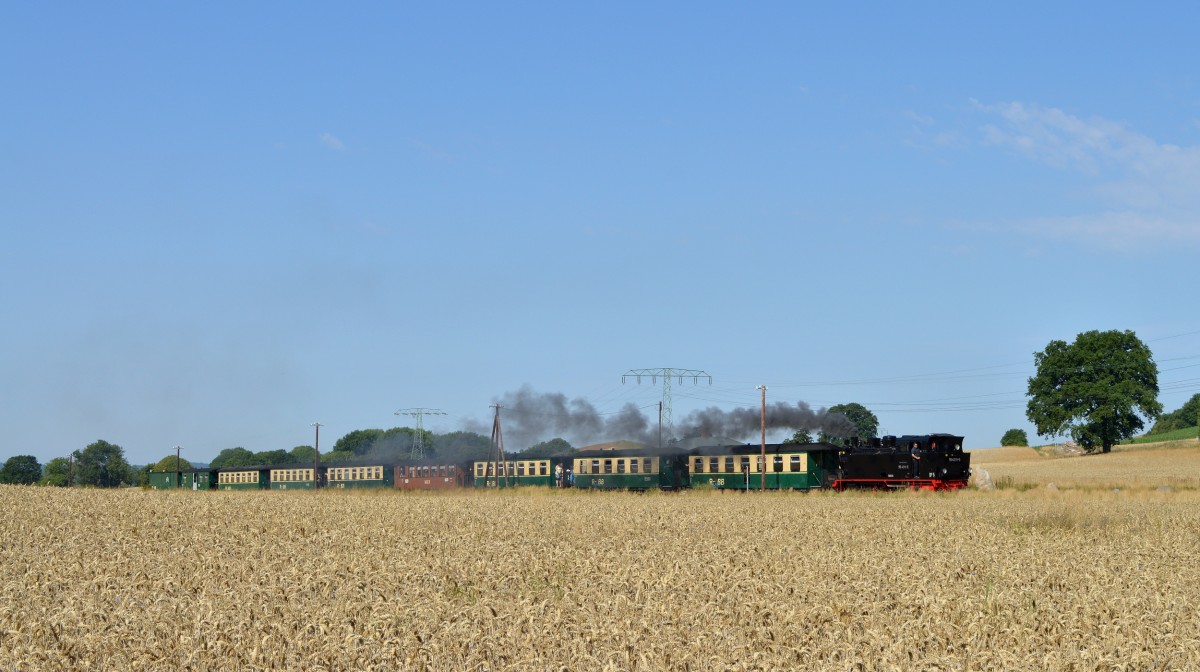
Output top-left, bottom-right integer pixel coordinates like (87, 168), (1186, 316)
(320, 132), (345, 151)
(974, 101), (1200, 249)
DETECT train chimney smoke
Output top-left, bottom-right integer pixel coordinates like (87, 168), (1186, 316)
(463, 386), (852, 450)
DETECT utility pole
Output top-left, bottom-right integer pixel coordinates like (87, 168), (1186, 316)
(175, 445), (182, 489)
(394, 408), (447, 460)
(622, 368), (712, 428)
(658, 401), (663, 450)
(311, 422), (322, 490)
(757, 385), (767, 491)
(487, 404), (509, 487)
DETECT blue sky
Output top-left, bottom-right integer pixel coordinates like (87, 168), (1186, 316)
(3, 3), (1199, 465)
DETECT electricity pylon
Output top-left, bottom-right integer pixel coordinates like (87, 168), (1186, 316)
(394, 408), (446, 460)
(621, 368), (712, 427)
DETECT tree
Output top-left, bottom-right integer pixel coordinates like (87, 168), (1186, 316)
(1148, 393), (1200, 435)
(41, 457), (71, 486)
(1000, 429), (1029, 446)
(431, 431), (490, 463)
(320, 450), (356, 464)
(151, 456), (193, 472)
(209, 447), (256, 469)
(74, 440), (132, 487)
(521, 438), (574, 457)
(1026, 330), (1162, 453)
(827, 403), (880, 439)
(290, 445), (316, 463)
(332, 429), (385, 456)
(0, 455), (42, 485)
(252, 449), (292, 465)
(785, 430), (813, 444)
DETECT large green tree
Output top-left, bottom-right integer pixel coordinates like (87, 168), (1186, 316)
(290, 445), (316, 463)
(0, 455), (42, 485)
(252, 449), (292, 465)
(827, 403), (879, 439)
(1026, 330), (1162, 453)
(332, 429), (385, 456)
(41, 457), (71, 486)
(74, 440), (132, 487)
(151, 455), (193, 472)
(209, 447), (256, 468)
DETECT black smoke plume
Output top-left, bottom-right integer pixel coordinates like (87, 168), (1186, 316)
(463, 386), (853, 450)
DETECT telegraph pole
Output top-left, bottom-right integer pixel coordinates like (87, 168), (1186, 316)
(757, 385), (767, 491)
(394, 408), (447, 460)
(175, 445), (182, 488)
(311, 422), (322, 490)
(622, 368), (712, 428)
(658, 401), (663, 450)
(487, 404), (508, 487)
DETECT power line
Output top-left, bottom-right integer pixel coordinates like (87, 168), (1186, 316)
(622, 368), (711, 426)
(394, 408), (446, 460)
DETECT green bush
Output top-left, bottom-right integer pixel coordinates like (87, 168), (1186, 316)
(1000, 429), (1029, 446)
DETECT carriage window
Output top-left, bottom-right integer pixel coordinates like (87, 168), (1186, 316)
(603, 460), (613, 474)
(790, 455), (802, 472)
(540, 463), (548, 476)
(617, 460), (626, 474)
(630, 459), (640, 474)
(773, 456), (783, 472)
(741, 457), (751, 473)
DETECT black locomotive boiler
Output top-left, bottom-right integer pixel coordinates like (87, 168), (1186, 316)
(832, 433), (970, 491)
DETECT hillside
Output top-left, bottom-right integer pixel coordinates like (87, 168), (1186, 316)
(970, 438), (1200, 490)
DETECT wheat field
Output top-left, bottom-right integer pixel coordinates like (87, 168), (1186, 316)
(2, 482), (1198, 671)
(973, 438), (1200, 491)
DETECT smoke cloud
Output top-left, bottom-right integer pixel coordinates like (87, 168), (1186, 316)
(463, 385), (853, 450)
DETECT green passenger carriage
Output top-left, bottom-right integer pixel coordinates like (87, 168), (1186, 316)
(217, 467), (270, 490)
(571, 449), (689, 490)
(688, 444), (840, 490)
(269, 466), (319, 490)
(327, 464), (392, 489)
(148, 468), (215, 490)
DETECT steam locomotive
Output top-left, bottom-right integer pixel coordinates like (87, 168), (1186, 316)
(153, 433), (970, 493)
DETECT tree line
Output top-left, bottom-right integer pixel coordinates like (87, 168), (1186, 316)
(7, 328), (1184, 486)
